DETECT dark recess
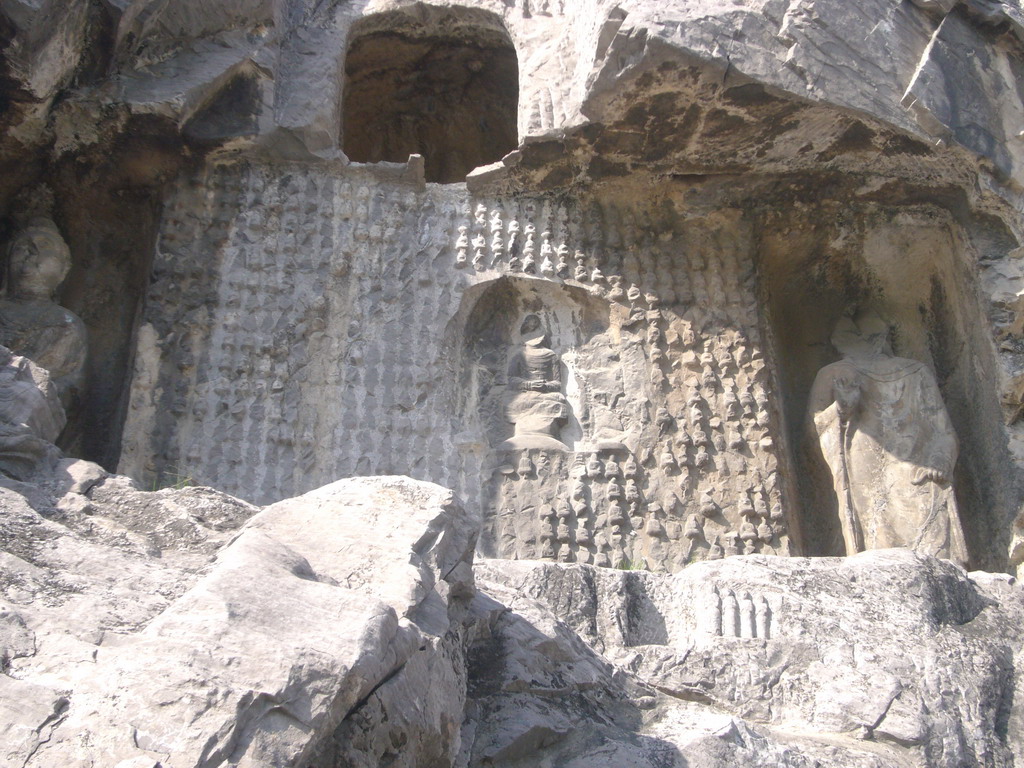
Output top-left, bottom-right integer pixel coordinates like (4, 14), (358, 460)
(342, 9), (519, 184)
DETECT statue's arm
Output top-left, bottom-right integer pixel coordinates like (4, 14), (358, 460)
(805, 368), (842, 477)
(807, 371), (832, 422)
(51, 316), (86, 379)
(541, 362), (562, 392)
(807, 365), (844, 427)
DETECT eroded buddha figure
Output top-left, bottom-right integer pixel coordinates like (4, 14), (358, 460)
(0, 345), (64, 479)
(501, 314), (570, 450)
(0, 219), (86, 409)
(807, 309), (968, 564)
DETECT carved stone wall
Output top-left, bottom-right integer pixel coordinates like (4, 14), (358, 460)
(5, 0), (1024, 575)
(120, 159), (795, 570)
(456, 221), (791, 569)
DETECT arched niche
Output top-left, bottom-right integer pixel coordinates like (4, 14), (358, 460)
(341, 4), (519, 184)
(448, 269), (797, 571)
(759, 204), (1010, 569)
(459, 276), (614, 452)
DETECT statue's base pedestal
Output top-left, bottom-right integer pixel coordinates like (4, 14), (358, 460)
(496, 435), (569, 451)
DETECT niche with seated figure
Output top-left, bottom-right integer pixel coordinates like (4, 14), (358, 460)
(454, 249), (796, 571)
(461, 278), (593, 454)
(341, 4), (519, 184)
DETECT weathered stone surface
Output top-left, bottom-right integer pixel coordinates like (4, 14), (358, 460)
(0, 348), (62, 444)
(0, 474), (476, 767)
(2, 0), (1024, 765)
(2, 457), (1024, 768)
(0, 217), (87, 410)
(0, 0), (1019, 569)
(82, 0), (1018, 575)
(0, 0), (93, 148)
(807, 309), (968, 563)
(467, 552), (1024, 767)
(117, 168), (795, 572)
(0, 347), (64, 481)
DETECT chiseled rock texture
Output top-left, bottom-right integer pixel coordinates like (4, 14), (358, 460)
(3, 0), (1024, 765)
(2, 0), (1024, 575)
(0, 474), (476, 768)
(1, 466), (1023, 767)
(465, 552), (1024, 767)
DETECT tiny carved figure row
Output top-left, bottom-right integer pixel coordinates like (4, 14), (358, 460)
(450, 199), (755, 313)
(702, 586), (776, 640)
(483, 303), (968, 568)
(486, 445), (787, 571)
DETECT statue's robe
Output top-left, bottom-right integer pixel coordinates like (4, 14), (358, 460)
(502, 340), (570, 450)
(808, 355), (969, 565)
(0, 299), (86, 408)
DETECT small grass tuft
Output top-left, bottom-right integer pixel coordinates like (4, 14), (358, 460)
(150, 466), (196, 492)
(616, 557), (647, 571)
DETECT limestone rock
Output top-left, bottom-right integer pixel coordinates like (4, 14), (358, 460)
(807, 309), (968, 563)
(3, 461), (1024, 767)
(2, 0), (1024, 764)
(466, 551), (1024, 767)
(0, 0), (1019, 572)
(0, 0), (93, 149)
(89, 0), (1020, 579)
(0, 347), (63, 445)
(51, 456), (107, 496)
(1, 474), (476, 768)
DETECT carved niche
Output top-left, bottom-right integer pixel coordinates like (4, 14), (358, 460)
(806, 308), (968, 564)
(461, 271), (792, 572)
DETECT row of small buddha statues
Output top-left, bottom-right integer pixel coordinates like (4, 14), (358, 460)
(490, 443), (785, 569)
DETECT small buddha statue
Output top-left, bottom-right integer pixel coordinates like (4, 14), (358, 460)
(500, 314), (571, 450)
(0, 219), (86, 409)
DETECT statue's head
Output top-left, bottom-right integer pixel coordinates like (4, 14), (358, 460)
(519, 313), (549, 346)
(7, 218), (71, 301)
(831, 307), (894, 359)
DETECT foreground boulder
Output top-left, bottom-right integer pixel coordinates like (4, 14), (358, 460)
(3, 468), (1024, 768)
(1, 475), (476, 767)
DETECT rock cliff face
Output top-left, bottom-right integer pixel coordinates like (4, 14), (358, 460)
(1, 465), (1022, 766)
(468, 553), (1024, 767)
(2, 0), (1024, 765)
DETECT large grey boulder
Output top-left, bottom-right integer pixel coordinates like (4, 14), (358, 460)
(3, 464), (1023, 768)
(1, 475), (477, 767)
